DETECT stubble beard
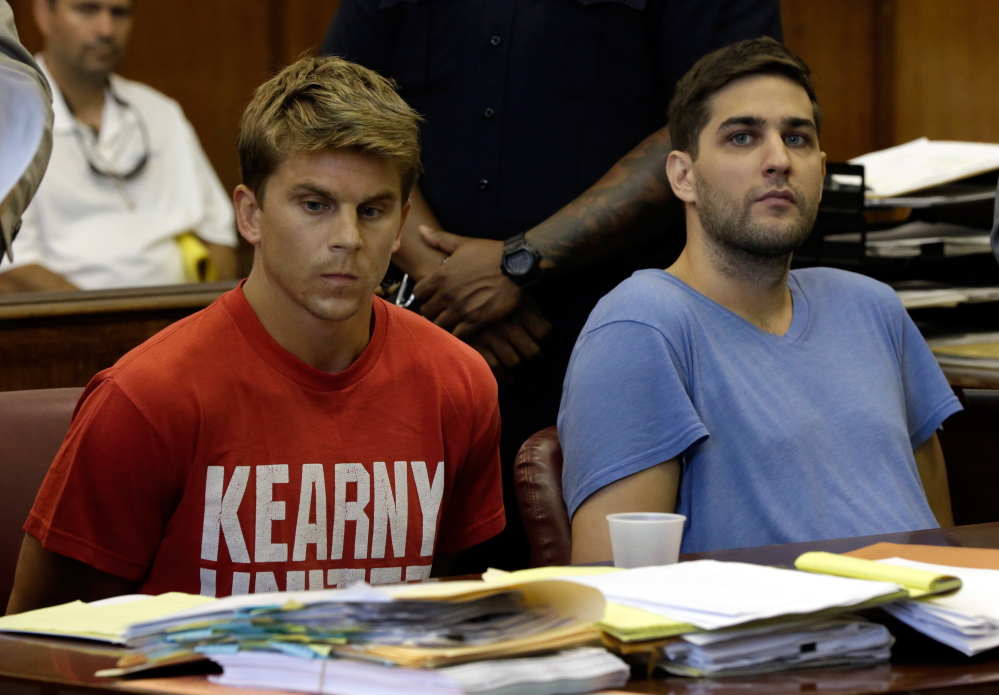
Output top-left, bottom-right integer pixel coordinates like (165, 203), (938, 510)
(695, 178), (819, 286)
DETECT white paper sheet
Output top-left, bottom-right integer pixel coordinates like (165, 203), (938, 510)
(561, 560), (901, 630)
(849, 137), (999, 198)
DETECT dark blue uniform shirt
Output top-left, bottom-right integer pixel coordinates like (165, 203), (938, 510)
(322, 0), (783, 241)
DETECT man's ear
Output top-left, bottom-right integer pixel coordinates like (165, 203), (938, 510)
(394, 199), (411, 255)
(666, 150), (697, 204)
(233, 185), (262, 246)
(819, 151), (827, 202)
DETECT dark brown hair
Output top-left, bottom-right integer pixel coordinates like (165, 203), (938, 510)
(668, 37), (821, 159)
(238, 56), (423, 204)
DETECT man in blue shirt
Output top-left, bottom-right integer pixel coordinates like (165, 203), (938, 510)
(560, 38), (961, 561)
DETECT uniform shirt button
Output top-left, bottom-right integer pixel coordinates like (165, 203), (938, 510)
(484, 107), (495, 118)
(490, 35), (502, 46)
(478, 179), (490, 190)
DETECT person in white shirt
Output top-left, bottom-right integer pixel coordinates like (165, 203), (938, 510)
(0, 0), (237, 292)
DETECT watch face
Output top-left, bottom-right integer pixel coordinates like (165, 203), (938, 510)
(505, 248), (535, 276)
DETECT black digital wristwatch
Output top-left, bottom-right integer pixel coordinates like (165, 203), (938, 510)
(500, 233), (542, 288)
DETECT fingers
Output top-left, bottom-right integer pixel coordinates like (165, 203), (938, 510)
(418, 224), (461, 255)
(518, 305), (552, 343)
(467, 306), (550, 377)
(479, 329), (523, 368)
(496, 320), (543, 362)
(469, 337), (510, 383)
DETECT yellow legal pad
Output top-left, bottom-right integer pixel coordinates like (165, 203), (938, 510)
(0, 592), (215, 644)
(795, 551), (962, 598)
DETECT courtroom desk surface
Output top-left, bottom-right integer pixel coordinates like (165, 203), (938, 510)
(0, 524), (997, 695)
(0, 281), (237, 392)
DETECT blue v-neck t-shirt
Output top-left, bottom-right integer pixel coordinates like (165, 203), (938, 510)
(558, 267), (961, 553)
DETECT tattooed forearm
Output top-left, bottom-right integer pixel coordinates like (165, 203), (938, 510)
(526, 125), (683, 275)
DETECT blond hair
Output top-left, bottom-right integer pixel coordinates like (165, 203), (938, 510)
(238, 56), (423, 202)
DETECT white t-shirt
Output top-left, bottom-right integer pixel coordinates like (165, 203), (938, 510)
(7, 56), (236, 289)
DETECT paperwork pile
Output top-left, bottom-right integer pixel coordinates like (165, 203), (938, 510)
(210, 647), (628, 695)
(561, 559), (908, 631)
(849, 137), (999, 199)
(0, 592), (213, 643)
(483, 553), (966, 677)
(661, 619), (894, 677)
(878, 558), (999, 656)
(104, 578), (627, 695)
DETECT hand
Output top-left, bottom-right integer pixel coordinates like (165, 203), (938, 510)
(413, 226), (522, 339)
(468, 301), (552, 381)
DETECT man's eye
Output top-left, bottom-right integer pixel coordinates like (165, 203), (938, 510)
(304, 201), (326, 212)
(360, 206), (383, 218)
(785, 133), (807, 146)
(731, 132), (753, 145)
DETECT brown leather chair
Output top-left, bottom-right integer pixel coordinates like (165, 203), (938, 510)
(0, 387), (84, 608)
(513, 426), (572, 567)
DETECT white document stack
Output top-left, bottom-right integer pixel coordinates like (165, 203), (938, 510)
(661, 619), (894, 677)
(211, 647), (629, 695)
(878, 558), (999, 656)
(564, 560), (905, 630)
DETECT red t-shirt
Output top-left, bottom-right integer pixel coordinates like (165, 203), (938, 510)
(26, 287), (504, 597)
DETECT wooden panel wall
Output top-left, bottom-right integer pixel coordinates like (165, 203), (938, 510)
(782, 0), (884, 162)
(893, 0), (999, 145)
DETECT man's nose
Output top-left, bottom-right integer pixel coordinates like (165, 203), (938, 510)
(94, 10), (116, 38)
(330, 213), (363, 250)
(762, 134), (792, 177)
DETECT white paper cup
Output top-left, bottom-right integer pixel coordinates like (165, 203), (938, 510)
(606, 512), (687, 568)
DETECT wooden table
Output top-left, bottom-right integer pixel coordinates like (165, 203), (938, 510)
(1, 523), (998, 695)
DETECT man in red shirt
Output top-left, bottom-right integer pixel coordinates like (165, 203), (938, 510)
(7, 56), (504, 612)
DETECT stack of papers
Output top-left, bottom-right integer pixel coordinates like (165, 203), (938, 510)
(561, 560), (906, 631)
(661, 619), (893, 677)
(897, 288), (999, 310)
(849, 138), (999, 199)
(928, 332), (999, 369)
(877, 558), (999, 656)
(824, 221), (992, 259)
(211, 647), (629, 695)
(0, 592), (214, 643)
(99, 578), (603, 677)
(482, 566), (696, 644)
